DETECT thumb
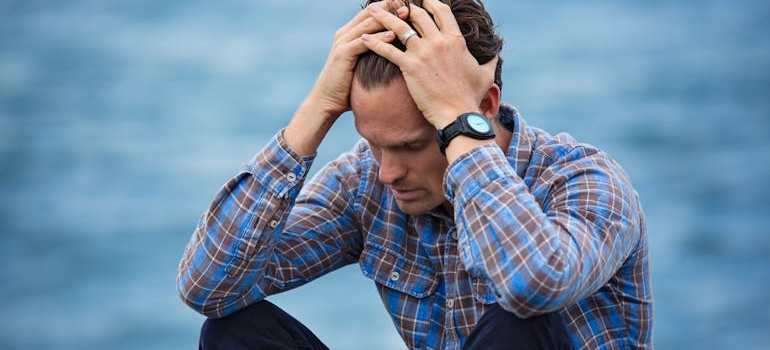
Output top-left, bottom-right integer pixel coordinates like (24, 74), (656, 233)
(481, 55), (499, 87)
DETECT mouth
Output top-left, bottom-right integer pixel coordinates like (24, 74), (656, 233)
(391, 187), (422, 201)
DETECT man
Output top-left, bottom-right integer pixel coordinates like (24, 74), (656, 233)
(177, 0), (653, 349)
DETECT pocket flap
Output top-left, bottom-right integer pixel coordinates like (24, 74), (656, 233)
(359, 242), (439, 298)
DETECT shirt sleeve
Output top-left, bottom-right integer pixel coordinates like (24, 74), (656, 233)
(176, 130), (363, 318)
(445, 144), (643, 318)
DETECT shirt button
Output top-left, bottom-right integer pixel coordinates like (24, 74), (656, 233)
(447, 298), (455, 308)
(451, 231), (458, 240)
(286, 173), (297, 183)
(269, 219), (279, 228)
(389, 271), (400, 281)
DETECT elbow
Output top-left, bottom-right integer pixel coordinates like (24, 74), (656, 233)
(177, 286), (232, 319)
(496, 281), (574, 318)
(177, 283), (210, 317)
(176, 273), (230, 318)
(494, 255), (579, 318)
(176, 274), (259, 319)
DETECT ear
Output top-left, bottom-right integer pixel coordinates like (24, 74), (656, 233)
(479, 83), (501, 120)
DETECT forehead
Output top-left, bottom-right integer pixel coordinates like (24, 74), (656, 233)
(351, 78), (435, 146)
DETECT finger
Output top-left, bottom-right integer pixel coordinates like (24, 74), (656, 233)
(395, 3), (410, 20)
(386, 0), (411, 19)
(361, 32), (407, 67)
(369, 4), (420, 44)
(481, 55), (499, 85)
(337, 1), (391, 39)
(407, 3), (441, 39)
(422, 0), (462, 36)
(349, 30), (396, 56)
(338, 17), (388, 43)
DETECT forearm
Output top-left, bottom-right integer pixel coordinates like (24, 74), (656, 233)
(447, 145), (642, 317)
(284, 94), (339, 157)
(176, 132), (313, 317)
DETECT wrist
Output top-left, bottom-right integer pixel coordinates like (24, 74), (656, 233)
(428, 102), (480, 130)
(304, 90), (345, 123)
(435, 112), (495, 155)
(444, 137), (496, 163)
(284, 98), (338, 156)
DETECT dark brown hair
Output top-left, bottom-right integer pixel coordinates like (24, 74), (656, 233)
(354, 0), (504, 91)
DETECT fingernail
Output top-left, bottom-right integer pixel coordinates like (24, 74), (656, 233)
(371, 5), (380, 13)
(384, 31), (394, 39)
(361, 34), (371, 42)
(397, 6), (408, 16)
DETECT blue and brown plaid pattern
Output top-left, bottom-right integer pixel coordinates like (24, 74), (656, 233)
(178, 105), (652, 350)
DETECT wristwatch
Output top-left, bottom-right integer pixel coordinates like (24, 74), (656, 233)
(436, 112), (496, 155)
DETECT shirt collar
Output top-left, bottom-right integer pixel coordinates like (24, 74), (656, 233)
(498, 103), (535, 180)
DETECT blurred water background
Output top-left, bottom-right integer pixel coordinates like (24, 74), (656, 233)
(1, 0), (769, 349)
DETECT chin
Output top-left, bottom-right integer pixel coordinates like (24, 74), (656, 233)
(395, 200), (442, 216)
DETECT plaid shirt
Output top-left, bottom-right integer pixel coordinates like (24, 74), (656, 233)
(178, 105), (652, 350)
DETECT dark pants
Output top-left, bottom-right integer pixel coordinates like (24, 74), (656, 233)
(199, 301), (573, 350)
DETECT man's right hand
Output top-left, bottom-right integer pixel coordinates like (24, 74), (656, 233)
(284, 1), (404, 156)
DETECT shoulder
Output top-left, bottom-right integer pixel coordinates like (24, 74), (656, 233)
(523, 125), (641, 209)
(304, 138), (383, 199)
(321, 138), (377, 177)
(527, 126), (628, 181)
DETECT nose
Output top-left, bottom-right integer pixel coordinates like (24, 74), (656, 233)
(377, 150), (407, 185)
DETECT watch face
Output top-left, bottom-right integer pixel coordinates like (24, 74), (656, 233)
(466, 114), (491, 133)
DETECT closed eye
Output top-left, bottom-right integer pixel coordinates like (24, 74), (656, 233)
(404, 140), (429, 151)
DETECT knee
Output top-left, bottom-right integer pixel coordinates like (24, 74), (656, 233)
(497, 306), (571, 338)
(201, 301), (271, 331)
(498, 307), (565, 331)
(508, 312), (574, 350)
(466, 304), (573, 350)
(199, 301), (286, 349)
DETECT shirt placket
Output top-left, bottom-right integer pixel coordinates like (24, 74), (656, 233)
(443, 227), (461, 349)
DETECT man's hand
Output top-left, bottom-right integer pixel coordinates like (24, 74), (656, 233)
(310, 2), (404, 120)
(361, 0), (498, 129)
(284, 1), (404, 156)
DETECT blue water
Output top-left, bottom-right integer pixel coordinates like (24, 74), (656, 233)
(1, 0), (769, 349)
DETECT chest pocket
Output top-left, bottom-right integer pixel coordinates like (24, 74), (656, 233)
(359, 241), (439, 298)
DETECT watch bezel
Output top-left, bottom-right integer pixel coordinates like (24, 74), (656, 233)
(436, 112), (496, 155)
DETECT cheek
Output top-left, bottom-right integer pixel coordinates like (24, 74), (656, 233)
(413, 153), (449, 183)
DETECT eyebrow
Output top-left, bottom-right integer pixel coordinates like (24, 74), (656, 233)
(366, 130), (432, 149)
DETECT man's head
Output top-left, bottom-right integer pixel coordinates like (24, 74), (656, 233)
(351, 0), (504, 215)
